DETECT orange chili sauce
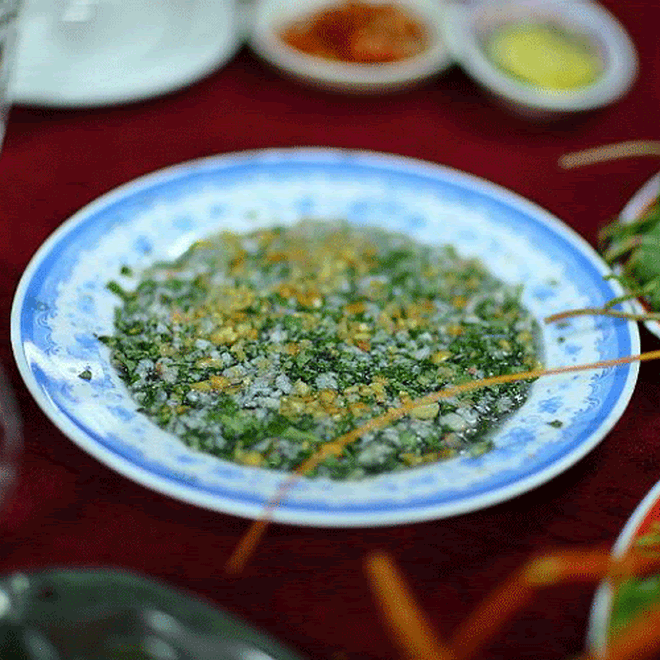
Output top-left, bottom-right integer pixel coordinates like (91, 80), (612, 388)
(279, 0), (429, 63)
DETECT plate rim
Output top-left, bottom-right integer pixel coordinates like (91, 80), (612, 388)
(11, 146), (641, 526)
(586, 477), (660, 657)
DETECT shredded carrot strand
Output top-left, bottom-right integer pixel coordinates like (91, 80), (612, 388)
(365, 551), (456, 660)
(545, 307), (660, 323)
(450, 564), (535, 660)
(523, 549), (654, 586)
(452, 548), (660, 660)
(224, 478), (298, 575)
(225, 349), (660, 574)
(559, 140), (660, 169)
(299, 348), (660, 475)
(373, 547), (660, 660)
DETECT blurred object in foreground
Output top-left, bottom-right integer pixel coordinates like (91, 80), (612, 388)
(0, 568), (306, 660)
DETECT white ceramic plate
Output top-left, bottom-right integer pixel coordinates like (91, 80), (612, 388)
(12, 0), (243, 107)
(442, 0), (638, 120)
(619, 171), (660, 340)
(248, 0), (452, 94)
(11, 148), (640, 526)
(587, 478), (660, 657)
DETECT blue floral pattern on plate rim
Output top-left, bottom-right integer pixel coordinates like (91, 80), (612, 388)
(10, 148), (640, 526)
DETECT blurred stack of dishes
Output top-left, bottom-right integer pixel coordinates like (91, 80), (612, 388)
(10, 0), (640, 110)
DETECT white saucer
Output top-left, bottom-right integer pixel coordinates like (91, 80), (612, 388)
(11, 0), (245, 107)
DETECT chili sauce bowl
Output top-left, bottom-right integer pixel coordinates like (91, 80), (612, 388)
(248, 0), (452, 94)
(442, 0), (638, 121)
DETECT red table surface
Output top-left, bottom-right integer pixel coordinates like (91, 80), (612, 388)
(1, 2), (660, 658)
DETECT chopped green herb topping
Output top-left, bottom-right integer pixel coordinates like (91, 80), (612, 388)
(100, 221), (542, 479)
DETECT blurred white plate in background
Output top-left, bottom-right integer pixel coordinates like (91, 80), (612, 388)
(12, 0), (244, 107)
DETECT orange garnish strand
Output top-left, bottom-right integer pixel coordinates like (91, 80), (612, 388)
(546, 307), (660, 323)
(365, 546), (660, 660)
(559, 140), (660, 169)
(224, 478), (298, 575)
(225, 350), (660, 575)
(452, 548), (660, 660)
(524, 548), (660, 586)
(450, 565), (536, 660)
(365, 551), (456, 660)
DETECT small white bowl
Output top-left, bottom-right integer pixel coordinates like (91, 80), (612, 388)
(442, 0), (639, 120)
(248, 0), (452, 94)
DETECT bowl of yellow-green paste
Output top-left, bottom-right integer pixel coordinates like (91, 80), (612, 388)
(442, 0), (638, 120)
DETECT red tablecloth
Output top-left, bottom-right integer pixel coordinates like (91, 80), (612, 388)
(2, 2), (660, 658)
